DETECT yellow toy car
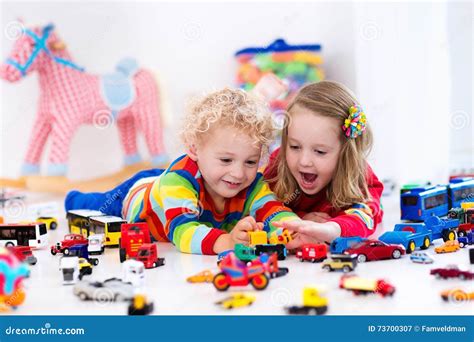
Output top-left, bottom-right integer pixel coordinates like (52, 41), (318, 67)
(36, 216), (58, 230)
(78, 258), (92, 280)
(186, 270), (214, 283)
(434, 240), (460, 254)
(215, 293), (256, 309)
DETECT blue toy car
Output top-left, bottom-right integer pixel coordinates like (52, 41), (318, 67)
(458, 231), (473, 248)
(379, 223), (432, 254)
(330, 237), (366, 254)
(410, 251), (434, 264)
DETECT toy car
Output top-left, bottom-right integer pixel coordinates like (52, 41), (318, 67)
(322, 254), (357, 272)
(73, 278), (135, 302)
(285, 287), (328, 315)
(330, 237), (365, 254)
(78, 258), (93, 280)
(7, 245), (37, 265)
(344, 239), (405, 263)
(36, 216), (58, 230)
(215, 293), (256, 309)
(339, 275), (395, 297)
(430, 265), (473, 280)
(458, 231), (473, 248)
(128, 294), (154, 315)
(379, 223), (432, 253)
(296, 243), (327, 263)
(87, 234), (105, 255)
(123, 259), (145, 287)
(50, 234), (88, 256)
(410, 251), (434, 264)
(440, 288), (474, 302)
(434, 240), (460, 254)
(67, 244), (99, 266)
(213, 252), (270, 291)
(59, 256), (79, 285)
(187, 270), (214, 283)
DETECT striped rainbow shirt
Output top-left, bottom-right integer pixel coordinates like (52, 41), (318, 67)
(122, 155), (298, 255)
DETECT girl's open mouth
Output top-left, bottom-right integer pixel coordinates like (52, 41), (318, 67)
(300, 172), (318, 189)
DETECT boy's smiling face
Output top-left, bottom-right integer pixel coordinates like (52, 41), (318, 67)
(188, 124), (262, 207)
(285, 105), (342, 196)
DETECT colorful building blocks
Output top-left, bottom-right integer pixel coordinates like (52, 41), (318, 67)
(440, 288), (474, 303)
(379, 223), (431, 253)
(212, 252), (270, 291)
(322, 254), (357, 272)
(344, 240), (405, 263)
(36, 216), (58, 230)
(50, 234), (88, 256)
(215, 293), (256, 310)
(430, 265), (473, 280)
(7, 245), (37, 265)
(0, 247), (29, 310)
(285, 287), (328, 315)
(128, 294), (154, 315)
(410, 251), (434, 264)
(330, 237), (366, 254)
(186, 270), (214, 283)
(434, 240), (460, 254)
(296, 243), (327, 263)
(339, 275), (395, 297)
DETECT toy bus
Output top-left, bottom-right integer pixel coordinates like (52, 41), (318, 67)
(66, 209), (105, 236)
(449, 178), (474, 209)
(0, 222), (48, 248)
(88, 216), (126, 247)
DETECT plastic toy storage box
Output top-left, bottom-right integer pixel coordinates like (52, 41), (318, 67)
(235, 38), (324, 112)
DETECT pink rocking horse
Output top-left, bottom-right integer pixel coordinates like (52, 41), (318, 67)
(0, 23), (167, 177)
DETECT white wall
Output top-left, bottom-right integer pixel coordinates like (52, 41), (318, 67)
(1, 1), (472, 185)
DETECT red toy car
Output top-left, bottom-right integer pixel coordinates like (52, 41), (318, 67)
(7, 245), (37, 265)
(296, 244), (328, 263)
(430, 265), (474, 280)
(119, 223), (164, 269)
(213, 252), (270, 291)
(344, 239), (405, 263)
(50, 234), (88, 256)
(339, 275), (395, 297)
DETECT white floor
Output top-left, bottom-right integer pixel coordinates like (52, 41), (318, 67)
(1, 190), (473, 315)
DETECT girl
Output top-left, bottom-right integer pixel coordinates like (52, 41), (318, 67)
(267, 81), (384, 249)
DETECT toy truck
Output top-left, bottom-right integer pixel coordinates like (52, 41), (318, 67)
(322, 254), (357, 272)
(66, 244), (99, 266)
(119, 223), (165, 268)
(285, 287), (328, 315)
(135, 243), (165, 269)
(87, 234), (105, 255)
(213, 252), (270, 291)
(458, 231), (473, 248)
(50, 234), (88, 256)
(59, 256), (80, 285)
(296, 243), (327, 262)
(424, 216), (458, 242)
(448, 204), (474, 237)
(248, 229), (290, 260)
(379, 223), (432, 253)
(339, 275), (395, 297)
(7, 245), (37, 265)
(123, 259), (145, 287)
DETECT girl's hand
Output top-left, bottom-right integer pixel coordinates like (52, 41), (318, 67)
(302, 212), (332, 223)
(273, 220), (341, 250)
(230, 216), (263, 245)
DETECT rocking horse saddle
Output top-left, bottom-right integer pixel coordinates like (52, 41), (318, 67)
(99, 58), (139, 118)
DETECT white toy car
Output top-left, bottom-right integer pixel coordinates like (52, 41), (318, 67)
(73, 278), (134, 302)
(410, 251), (434, 264)
(59, 256), (79, 285)
(87, 234), (105, 255)
(122, 259), (145, 287)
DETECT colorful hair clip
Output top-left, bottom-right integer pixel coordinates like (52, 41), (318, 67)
(342, 105), (367, 138)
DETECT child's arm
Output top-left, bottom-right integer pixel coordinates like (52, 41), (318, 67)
(272, 220), (341, 249)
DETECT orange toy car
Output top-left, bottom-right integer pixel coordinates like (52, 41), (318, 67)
(186, 270), (214, 283)
(441, 288), (474, 302)
(434, 240), (460, 254)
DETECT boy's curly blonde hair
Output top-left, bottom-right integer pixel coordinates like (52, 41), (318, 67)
(181, 88), (275, 154)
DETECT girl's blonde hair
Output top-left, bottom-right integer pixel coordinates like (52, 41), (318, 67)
(272, 81), (373, 210)
(181, 88), (274, 154)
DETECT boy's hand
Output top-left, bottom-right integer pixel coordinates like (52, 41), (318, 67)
(230, 216), (262, 245)
(273, 220), (341, 249)
(302, 212), (331, 223)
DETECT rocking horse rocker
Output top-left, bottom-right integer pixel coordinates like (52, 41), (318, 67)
(0, 23), (168, 193)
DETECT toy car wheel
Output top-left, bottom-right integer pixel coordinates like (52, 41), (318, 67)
(392, 249), (402, 259)
(407, 241), (415, 254)
(442, 230), (456, 242)
(50, 249), (57, 256)
(421, 237), (430, 250)
(322, 265), (332, 272)
(213, 273), (230, 291)
(91, 259), (99, 266)
(5, 242), (14, 247)
(457, 231), (466, 238)
(63, 248), (70, 256)
(78, 292), (89, 301)
(50, 222), (57, 230)
(357, 254), (367, 263)
(119, 248), (126, 263)
(435, 273), (442, 279)
(251, 274), (269, 291)
(458, 274), (466, 280)
(342, 266), (351, 273)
